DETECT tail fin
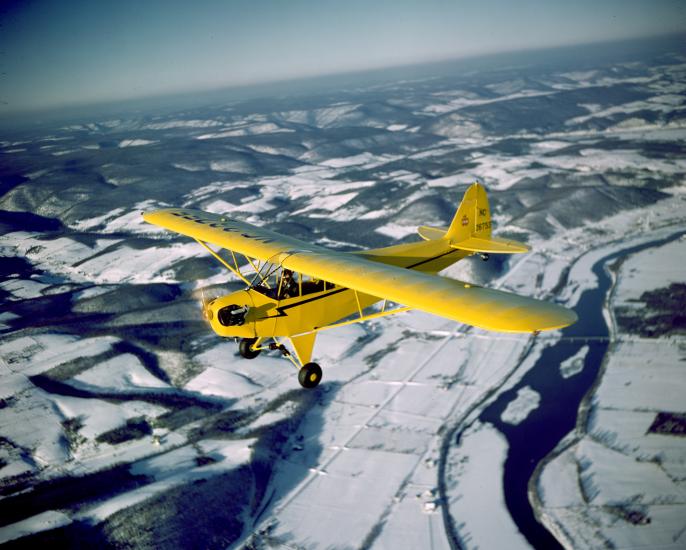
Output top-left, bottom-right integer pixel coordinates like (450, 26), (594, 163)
(421, 182), (529, 254)
(446, 182), (491, 242)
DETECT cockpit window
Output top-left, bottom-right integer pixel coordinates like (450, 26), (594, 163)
(250, 266), (333, 299)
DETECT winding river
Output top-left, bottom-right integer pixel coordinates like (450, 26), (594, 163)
(478, 231), (685, 549)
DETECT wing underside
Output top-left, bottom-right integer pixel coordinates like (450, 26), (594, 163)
(281, 250), (575, 333)
(144, 208), (576, 333)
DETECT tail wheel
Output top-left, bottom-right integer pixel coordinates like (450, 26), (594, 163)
(298, 362), (323, 389)
(239, 338), (261, 359)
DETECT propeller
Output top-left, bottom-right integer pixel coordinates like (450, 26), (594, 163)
(199, 288), (213, 322)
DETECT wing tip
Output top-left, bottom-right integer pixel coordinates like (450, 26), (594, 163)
(528, 303), (578, 333)
(473, 302), (577, 334)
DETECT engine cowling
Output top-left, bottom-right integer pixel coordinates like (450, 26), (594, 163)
(217, 304), (248, 327)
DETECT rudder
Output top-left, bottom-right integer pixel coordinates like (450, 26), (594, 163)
(445, 182), (491, 243)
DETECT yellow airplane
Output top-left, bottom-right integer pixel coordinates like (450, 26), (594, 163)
(143, 182), (576, 388)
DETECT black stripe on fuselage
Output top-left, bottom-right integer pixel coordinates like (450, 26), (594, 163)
(257, 287), (347, 319)
(255, 248), (459, 319)
(404, 248), (459, 270)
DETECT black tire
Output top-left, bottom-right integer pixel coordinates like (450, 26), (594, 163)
(298, 363), (323, 389)
(239, 338), (261, 359)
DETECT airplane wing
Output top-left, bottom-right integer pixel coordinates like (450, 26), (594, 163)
(280, 247), (575, 333)
(144, 208), (576, 333)
(143, 208), (326, 260)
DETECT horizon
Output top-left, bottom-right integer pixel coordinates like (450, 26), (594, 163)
(1, 32), (684, 131)
(1, 0), (685, 119)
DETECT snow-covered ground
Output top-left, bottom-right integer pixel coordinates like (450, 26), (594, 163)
(1, 41), (685, 548)
(444, 422), (531, 549)
(535, 237), (686, 550)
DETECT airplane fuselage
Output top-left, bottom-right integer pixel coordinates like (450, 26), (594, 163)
(206, 237), (470, 339)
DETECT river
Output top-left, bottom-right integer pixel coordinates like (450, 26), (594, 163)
(478, 231), (685, 549)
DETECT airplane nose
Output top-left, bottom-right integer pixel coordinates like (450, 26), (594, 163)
(217, 304), (248, 326)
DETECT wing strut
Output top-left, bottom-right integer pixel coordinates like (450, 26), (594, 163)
(195, 239), (252, 286)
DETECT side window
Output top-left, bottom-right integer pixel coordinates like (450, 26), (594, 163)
(301, 278), (325, 295)
(250, 267), (334, 299)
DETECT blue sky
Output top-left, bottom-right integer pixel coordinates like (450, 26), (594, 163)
(1, 0), (684, 114)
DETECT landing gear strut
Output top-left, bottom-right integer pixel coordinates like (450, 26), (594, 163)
(238, 338), (322, 389)
(239, 338), (261, 359)
(298, 362), (322, 389)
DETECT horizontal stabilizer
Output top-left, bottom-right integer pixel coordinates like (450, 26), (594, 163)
(418, 225), (448, 241)
(451, 236), (529, 254)
(418, 225), (528, 254)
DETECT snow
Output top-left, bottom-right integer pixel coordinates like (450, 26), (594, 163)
(118, 139), (158, 147)
(543, 148), (686, 175)
(291, 192), (358, 215)
(276, 103), (361, 127)
(595, 341), (685, 412)
(269, 447), (421, 548)
(196, 122), (294, 139)
(70, 354), (171, 392)
(0, 511), (72, 544)
(463, 153), (551, 190)
(537, 446), (586, 508)
(550, 199), (686, 308)
(2, 48), (686, 549)
(445, 422), (530, 549)
(209, 159), (256, 173)
(0, 278), (49, 300)
(172, 162), (205, 171)
(185, 342), (291, 398)
(52, 396), (167, 441)
(577, 438), (683, 504)
(204, 293), (534, 546)
(0, 334), (118, 377)
(501, 386), (541, 425)
(426, 174), (464, 188)
(536, 226), (686, 550)
(375, 222), (418, 239)
(79, 439), (254, 523)
(73, 240), (205, 284)
(131, 439), (254, 480)
(71, 200), (168, 234)
(423, 90), (553, 115)
(320, 152), (377, 168)
(614, 239), (685, 304)
(589, 408), (686, 473)
(3, 231), (119, 272)
(0, 311), (18, 330)
(0, 386), (70, 465)
(560, 345), (588, 379)
(143, 119), (223, 130)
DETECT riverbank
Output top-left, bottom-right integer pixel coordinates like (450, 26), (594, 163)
(533, 232), (686, 549)
(440, 184), (686, 549)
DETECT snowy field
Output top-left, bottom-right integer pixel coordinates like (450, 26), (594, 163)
(535, 238), (686, 550)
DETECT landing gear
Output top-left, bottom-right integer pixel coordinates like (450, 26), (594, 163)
(239, 337), (322, 389)
(480, 253), (490, 262)
(239, 338), (261, 359)
(298, 362), (322, 389)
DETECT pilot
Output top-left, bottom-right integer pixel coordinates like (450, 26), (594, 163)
(279, 269), (298, 299)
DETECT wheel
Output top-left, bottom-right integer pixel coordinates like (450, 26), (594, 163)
(239, 338), (261, 359)
(298, 362), (323, 389)
(480, 253), (490, 262)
